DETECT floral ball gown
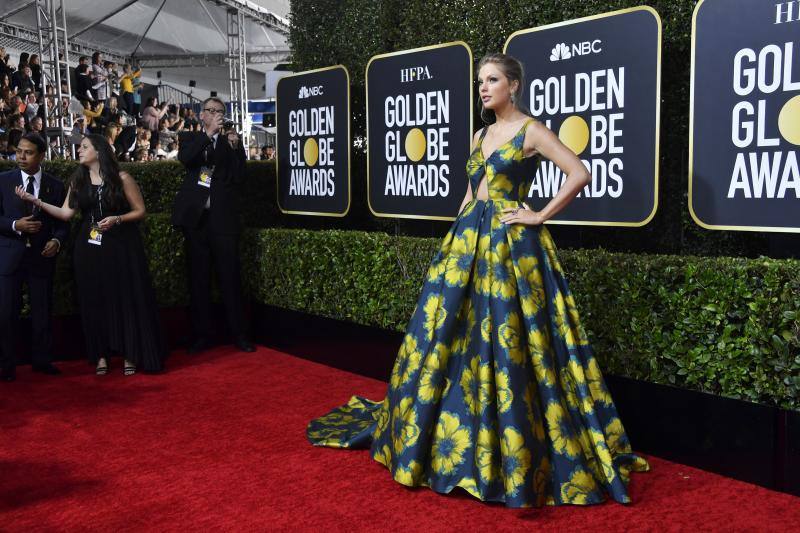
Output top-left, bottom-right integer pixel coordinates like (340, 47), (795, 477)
(307, 118), (649, 508)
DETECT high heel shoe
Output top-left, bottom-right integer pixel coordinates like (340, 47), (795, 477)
(96, 358), (108, 376)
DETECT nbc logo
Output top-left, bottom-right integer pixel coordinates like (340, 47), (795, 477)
(550, 40), (603, 62)
(298, 85), (324, 99)
(550, 43), (572, 62)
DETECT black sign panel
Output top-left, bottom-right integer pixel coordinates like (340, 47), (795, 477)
(690, 0), (800, 233)
(367, 42), (473, 220)
(277, 65), (350, 216)
(505, 7), (661, 226)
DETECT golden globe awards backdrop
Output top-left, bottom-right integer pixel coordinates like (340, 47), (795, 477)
(276, 65), (350, 216)
(367, 42), (473, 220)
(689, 0), (800, 232)
(505, 6), (661, 226)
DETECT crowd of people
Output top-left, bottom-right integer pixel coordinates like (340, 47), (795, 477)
(0, 48), (275, 163)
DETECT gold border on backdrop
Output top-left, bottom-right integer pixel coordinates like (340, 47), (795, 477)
(366, 41), (474, 221)
(503, 5), (662, 228)
(276, 64), (351, 217)
(687, 0), (800, 233)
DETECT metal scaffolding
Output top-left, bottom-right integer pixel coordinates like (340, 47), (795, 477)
(35, 0), (75, 159)
(134, 49), (289, 69)
(227, 7), (248, 154)
(0, 17), (129, 65)
(211, 0), (289, 36)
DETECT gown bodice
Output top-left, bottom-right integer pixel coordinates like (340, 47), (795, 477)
(465, 118), (540, 203)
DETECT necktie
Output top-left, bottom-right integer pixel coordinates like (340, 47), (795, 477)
(205, 138), (216, 166)
(25, 176), (35, 216)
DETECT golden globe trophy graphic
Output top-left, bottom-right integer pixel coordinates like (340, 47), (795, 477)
(304, 138), (318, 166)
(405, 128), (426, 164)
(558, 115), (591, 157)
(367, 42), (473, 220)
(690, 0), (800, 232)
(506, 6), (662, 226)
(277, 65), (350, 216)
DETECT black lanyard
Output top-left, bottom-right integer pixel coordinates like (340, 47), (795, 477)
(91, 183), (104, 225)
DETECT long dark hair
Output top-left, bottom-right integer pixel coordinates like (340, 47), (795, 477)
(477, 53), (532, 124)
(69, 133), (127, 211)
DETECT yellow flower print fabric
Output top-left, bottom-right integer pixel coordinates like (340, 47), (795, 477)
(307, 119), (648, 507)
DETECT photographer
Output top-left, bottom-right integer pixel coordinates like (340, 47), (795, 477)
(171, 97), (254, 354)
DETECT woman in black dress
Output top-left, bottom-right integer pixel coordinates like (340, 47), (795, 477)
(16, 134), (163, 375)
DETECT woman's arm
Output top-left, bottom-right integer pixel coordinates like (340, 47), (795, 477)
(457, 182), (474, 214)
(500, 121), (590, 225)
(97, 171), (145, 231)
(16, 185), (77, 221)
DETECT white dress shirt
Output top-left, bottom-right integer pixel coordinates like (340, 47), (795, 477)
(11, 168), (42, 234)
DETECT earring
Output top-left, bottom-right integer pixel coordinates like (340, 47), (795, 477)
(510, 94), (516, 105)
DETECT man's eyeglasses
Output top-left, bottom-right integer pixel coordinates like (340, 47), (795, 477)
(203, 108), (225, 114)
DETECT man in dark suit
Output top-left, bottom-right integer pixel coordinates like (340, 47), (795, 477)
(0, 133), (69, 381)
(172, 97), (254, 354)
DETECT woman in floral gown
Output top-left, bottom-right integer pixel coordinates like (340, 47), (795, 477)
(307, 53), (648, 508)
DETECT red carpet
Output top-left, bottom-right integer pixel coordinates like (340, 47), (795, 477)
(1, 347), (798, 531)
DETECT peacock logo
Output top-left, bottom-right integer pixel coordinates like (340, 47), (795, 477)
(298, 85), (324, 99)
(550, 43), (572, 62)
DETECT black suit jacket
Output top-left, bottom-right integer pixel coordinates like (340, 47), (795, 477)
(171, 131), (246, 235)
(0, 169), (69, 276)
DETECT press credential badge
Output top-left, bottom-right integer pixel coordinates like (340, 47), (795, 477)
(198, 166), (214, 188)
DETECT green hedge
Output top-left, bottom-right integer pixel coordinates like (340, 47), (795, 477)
(244, 227), (800, 410)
